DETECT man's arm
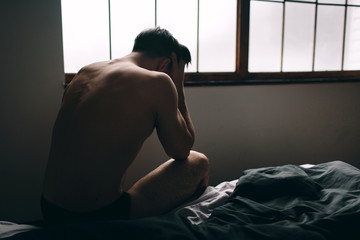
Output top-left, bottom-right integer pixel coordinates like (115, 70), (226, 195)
(155, 54), (195, 160)
(169, 53), (195, 143)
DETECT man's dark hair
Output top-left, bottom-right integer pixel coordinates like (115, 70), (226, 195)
(132, 27), (191, 65)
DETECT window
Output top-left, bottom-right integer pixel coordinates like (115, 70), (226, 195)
(249, 0), (360, 72)
(61, 0), (237, 73)
(62, 0), (360, 86)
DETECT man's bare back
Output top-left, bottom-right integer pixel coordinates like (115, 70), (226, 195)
(44, 55), (173, 209)
(42, 28), (209, 221)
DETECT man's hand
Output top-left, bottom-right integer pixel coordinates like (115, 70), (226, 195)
(169, 52), (186, 90)
(155, 52), (194, 160)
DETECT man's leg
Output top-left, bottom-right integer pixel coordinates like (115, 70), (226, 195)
(127, 150), (209, 219)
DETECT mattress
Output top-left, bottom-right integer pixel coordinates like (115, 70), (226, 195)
(1, 161), (359, 240)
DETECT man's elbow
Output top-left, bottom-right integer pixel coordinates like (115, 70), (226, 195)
(165, 135), (194, 160)
(167, 144), (193, 160)
(170, 150), (190, 161)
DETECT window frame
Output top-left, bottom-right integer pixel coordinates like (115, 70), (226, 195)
(65, 0), (360, 86)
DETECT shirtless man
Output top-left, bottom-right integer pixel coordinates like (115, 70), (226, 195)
(41, 27), (209, 223)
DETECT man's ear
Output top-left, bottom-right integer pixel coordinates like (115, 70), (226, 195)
(158, 58), (171, 73)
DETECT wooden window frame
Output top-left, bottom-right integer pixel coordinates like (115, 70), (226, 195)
(65, 0), (360, 86)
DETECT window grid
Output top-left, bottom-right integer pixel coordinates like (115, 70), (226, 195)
(65, 0), (360, 86)
(108, 0), (112, 60)
(341, 0), (349, 70)
(197, 0), (200, 72)
(252, 0), (360, 7)
(108, 0), (157, 60)
(280, 2), (285, 72)
(155, 0), (158, 27)
(251, 0), (360, 72)
(106, 0), (203, 72)
(312, 1), (319, 71)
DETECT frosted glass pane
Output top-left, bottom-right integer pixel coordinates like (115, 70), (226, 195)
(344, 7), (360, 70)
(314, 6), (345, 71)
(157, 0), (197, 72)
(110, 0), (155, 59)
(283, 2), (315, 72)
(249, 1), (283, 72)
(61, 0), (110, 73)
(318, 0), (345, 4)
(348, 0), (360, 5)
(199, 0), (237, 72)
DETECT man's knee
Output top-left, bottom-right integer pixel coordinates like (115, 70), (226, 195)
(189, 151), (209, 182)
(189, 150), (208, 165)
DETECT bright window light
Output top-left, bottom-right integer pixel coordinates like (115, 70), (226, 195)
(61, 0), (110, 73)
(110, 0), (155, 60)
(314, 5), (345, 71)
(248, 0), (360, 72)
(61, 0), (237, 73)
(198, 0), (237, 72)
(344, 6), (360, 70)
(249, 1), (283, 72)
(282, 2), (315, 72)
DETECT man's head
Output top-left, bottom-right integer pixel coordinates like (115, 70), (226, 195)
(132, 27), (191, 67)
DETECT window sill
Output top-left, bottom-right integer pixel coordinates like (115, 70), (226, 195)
(65, 71), (360, 87)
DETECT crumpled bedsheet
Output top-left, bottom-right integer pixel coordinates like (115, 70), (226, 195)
(198, 160), (360, 240)
(176, 179), (237, 224)
(1, 161), (359, 240)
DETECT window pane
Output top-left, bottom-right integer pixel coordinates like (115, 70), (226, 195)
(314, 6), (345, 71)
(157, 0), (197, 72)
(110, 0), (155, 59)
(61, 0), (110, 73)
(318, 0), (345, 4)
(281, 0), (316, 2)
(283, 2), (315, 72)
(344, 7), (360, 70)
(348, 0), (360, 5)
(199, 0), (237, 72)
(249, 1), (283, 72)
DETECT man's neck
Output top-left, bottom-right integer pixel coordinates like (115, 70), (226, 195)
(124, 52), (160, 72)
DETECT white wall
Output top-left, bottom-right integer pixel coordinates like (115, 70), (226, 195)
(1, 0), (360, 223)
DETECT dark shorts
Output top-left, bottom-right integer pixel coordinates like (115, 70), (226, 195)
(41, 192), (131, 224)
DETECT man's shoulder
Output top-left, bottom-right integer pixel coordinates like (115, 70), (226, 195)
(149, 71), (173, 84)
(109, 63), (171, 84)
(148, 72), (177, 95)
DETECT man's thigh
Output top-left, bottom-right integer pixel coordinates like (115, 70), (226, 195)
(128, 151), (209, 219)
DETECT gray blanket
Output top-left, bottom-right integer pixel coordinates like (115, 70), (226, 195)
(1, 161), (359, 239)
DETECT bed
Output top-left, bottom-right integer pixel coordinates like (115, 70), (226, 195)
(1, 161), (359, 239)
